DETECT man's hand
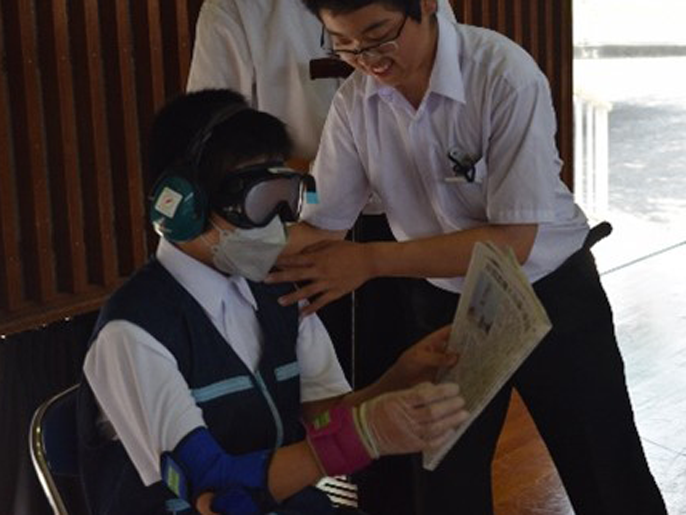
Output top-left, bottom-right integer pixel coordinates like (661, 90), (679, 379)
(266, 240), (374, 315)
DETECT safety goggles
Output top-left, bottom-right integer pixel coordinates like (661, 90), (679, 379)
(212, 162), (317, 229)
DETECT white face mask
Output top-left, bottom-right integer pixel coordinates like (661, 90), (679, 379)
(205, 217), (288, 282)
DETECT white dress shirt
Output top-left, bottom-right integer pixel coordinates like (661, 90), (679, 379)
(187, 0), (340, 160)
(84, 238), (351, 485)
(186, 0), (457, 161)
(302, 15), (588, 293)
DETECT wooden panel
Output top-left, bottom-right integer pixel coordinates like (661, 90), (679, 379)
(451, 0), (574, 186)
(36, 0), (88, 295)
(74, 0), (118, 286)
(9, 0), (57, 304)
(0, 0), (570, 336)
(0, 3), (23, 314)
(0, 0), (203, 336)
(97, 0), (145, 276)
(493, 392), (573, 514)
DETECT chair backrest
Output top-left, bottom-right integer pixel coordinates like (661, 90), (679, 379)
(29, 384), (80, 515)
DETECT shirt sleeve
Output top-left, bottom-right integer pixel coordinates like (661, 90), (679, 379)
(437, 0), (457, 24)
(485, 73), (561, 223)
(301, 88), (373, 231)
(83, 320), (206, 486)
(296, 307), (352, 402)
(186, 0), (254, 101)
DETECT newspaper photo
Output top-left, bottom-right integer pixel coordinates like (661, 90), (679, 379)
(423, 241), (552, 471)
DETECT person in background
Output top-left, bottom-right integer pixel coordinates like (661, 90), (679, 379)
(266, 0), (668, 513)
(76, 88), (469, 515)
(186, 0), (456, 167)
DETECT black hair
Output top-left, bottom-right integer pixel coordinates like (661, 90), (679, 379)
(302, 0), (423, 22)
(147, 88), (293, 203)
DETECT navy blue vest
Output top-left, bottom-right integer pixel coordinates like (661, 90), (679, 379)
(77, 260), (333, 514)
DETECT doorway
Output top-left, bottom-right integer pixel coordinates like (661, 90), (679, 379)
(573, 0), (686, 273)
(573, 2), (686, 513)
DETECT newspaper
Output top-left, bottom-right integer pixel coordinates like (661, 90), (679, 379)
(423, 241), (552, 471)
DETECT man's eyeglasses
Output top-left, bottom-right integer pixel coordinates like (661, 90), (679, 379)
(320, 15), (408, 64)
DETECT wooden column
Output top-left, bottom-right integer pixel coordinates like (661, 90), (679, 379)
(451, 0), (574, 186)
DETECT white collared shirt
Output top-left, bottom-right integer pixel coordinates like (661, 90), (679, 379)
(84, 238), (350, 485)
(186, 0), (341, 160)
(186, 0), (457, 161)
(303, 14), (588, 293)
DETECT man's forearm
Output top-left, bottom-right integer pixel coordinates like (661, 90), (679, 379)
(366, 224), (538, 280)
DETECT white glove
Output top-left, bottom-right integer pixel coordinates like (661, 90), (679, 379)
(358, 382), (468, 457)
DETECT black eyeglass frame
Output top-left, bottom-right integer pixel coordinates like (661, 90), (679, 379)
(320, 14), (409, 62)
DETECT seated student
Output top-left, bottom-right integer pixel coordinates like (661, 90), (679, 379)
(76, 89), (468, 515)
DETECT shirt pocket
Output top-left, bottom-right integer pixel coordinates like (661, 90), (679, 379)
(436, 157), (489, 224)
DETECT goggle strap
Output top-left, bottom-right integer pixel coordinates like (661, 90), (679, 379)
(302, 174), (319, 205)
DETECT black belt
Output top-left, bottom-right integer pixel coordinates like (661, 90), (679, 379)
(583, 221), (613, 250)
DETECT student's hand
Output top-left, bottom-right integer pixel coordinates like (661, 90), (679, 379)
(267, 240), (374, 315)
(195, 492), (217, 515)
(361, 382), (469, 456)
(195, 487), (260, 515)
(391, 326), (458, 387)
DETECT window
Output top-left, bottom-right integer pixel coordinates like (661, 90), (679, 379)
(573, 0), (686, 272)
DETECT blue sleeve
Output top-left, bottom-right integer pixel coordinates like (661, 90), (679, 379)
(160, 427), (276, 513)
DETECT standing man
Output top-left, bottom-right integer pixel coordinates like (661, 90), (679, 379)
(267, 1), (668, 514)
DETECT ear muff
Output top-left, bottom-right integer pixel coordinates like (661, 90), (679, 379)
(149, 164), (209, 242)
(148, 103), (249, 242)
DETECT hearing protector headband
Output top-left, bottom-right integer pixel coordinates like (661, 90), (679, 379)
(149, 104), (249, 242)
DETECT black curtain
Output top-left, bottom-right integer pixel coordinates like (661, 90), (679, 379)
(0, 311), (97, 514)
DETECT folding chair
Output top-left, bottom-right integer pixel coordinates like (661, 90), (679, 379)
(29, 382), (367, 514)
(318, 475), (360, 510)
(29, 384), (82, 515)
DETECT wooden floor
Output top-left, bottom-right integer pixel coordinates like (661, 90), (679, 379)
(491, 238), (686, 514)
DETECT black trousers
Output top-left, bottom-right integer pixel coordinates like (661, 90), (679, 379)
(359, 246), (667, 515)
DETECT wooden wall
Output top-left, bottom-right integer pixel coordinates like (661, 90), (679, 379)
(0, 0), (203, 335)
(0, 0), (573, 336)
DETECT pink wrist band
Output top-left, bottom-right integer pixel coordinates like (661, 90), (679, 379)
(305, 405), (373, 476)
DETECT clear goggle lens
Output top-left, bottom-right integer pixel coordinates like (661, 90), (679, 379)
(214, 165), (315, 228)
(243, 175), (303, 225)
